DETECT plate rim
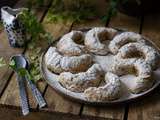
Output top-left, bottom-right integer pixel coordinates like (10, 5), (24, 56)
(40, 27), (160, 106)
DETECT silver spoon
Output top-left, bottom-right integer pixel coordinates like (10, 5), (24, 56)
(11, 55), (46, 115)
(11, 55), (29, 116)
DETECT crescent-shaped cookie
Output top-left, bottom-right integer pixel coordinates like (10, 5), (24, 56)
(84, 72), (121, 101)
(57, 31), (85, 56)
(85, 27), (117, 55)
(58, 64), (104, 92)
(109, 32), (146, 54)
(45, 47), (92, 73)
(116, 42), (159, 69)
(111, 59), (153, 93)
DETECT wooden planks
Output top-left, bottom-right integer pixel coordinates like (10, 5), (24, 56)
(0, 37), (21, 96)
(0, 0), (52, 109)
(141, 14), (160, 48)
(0, 107), (108, 120)
(109, 12), (141, 32)
(0, 74), (23, 107)
(42, 86), (81, 114)
(128, 13), (160, 120)
(82, 105), (125, 120)
(72, 19), (104, 30)
(128, 92), (160, 120)
(0, 73), (47, 108)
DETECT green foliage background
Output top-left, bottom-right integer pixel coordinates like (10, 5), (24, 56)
(46, 0), (97, 22)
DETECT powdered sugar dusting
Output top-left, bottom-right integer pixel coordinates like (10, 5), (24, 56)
(42, 28), (160, 103)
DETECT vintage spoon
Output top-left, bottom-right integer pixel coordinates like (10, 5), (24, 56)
(11, 55), (29, 116)
(11, 55), (46, 115)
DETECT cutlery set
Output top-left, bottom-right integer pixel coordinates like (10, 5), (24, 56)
(11, 55), (46, 116)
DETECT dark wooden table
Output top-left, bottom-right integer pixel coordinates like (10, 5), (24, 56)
(0, 0), (160, 120)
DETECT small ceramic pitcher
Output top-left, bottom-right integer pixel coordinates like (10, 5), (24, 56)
(1, 6), (27, 47)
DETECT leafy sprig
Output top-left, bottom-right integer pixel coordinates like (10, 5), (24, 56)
(9, 59), (16, 70)
(19, 10), (54, 45)
(0, 57), (6, 67)
(18, 10), (54, 82)
(18, 10), (44, 42)
(9, 59), (35, 82)
(46, 0), (97, 23)
(27, 47), (42, 82)
(0, 55), (42, 82)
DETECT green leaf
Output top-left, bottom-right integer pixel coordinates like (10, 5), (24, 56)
(46, 0), (97, 23)
(0, 57), (6, 67)
(9, 59), (16, 70)
(18, 68), (27, 76)
(19, 10), (45, 42)
(34, 74), (42, 82)
(43, 32), (54, 45)
(18, 9), (54, 50)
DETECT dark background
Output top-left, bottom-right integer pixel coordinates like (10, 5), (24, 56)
(0, 0), (19, 19)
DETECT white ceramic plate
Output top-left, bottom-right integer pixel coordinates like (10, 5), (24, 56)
(40, 28), (160, 105)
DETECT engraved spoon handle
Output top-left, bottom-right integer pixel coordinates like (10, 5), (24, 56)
(25, 77), (46, 108)
(17, 75), (29, 116)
